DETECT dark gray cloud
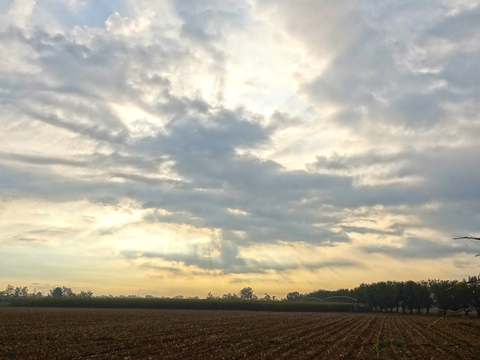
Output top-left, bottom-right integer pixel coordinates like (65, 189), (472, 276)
(121, 241), (256, 274)
(24, 108), (129, 144)
(90, 196), (119, 207)
(424, 6), (480, 41)
(0, 152), (88, 167)
(340, 225), (404, 237)
(307, 145), (480, 209)
(121, 241), (358, 275)
(361, 237), (480, 260)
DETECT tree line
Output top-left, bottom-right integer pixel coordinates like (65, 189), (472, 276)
(0, 285), (93, 298)
(4, 275), (480, 316)
(207, 287), (277, 301)
(285, 275), (480, 316)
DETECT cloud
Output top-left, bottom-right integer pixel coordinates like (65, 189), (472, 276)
(121, 241), (358, 275)
(90, 196), (119, 207)
(306, 145), (480, 211)
(424, 5), (480, 41)
(361, 237), (480, 260)
(229, 277), (282, 284)
(1, 225), (75, 246)
(7, 236), (48, 243)
(340, 225), (404, 237)
(121, 241), (255, 274)
(6, 0), (36, 29)
(258, 0), (479, 134)
(140, 262), (184, 274)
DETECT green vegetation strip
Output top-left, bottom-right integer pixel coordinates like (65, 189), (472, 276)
(9, 297), (357, 312)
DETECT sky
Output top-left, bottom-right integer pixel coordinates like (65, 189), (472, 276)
(1, 0), (480, 298)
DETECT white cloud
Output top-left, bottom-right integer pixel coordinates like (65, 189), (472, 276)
(5, 0), (36, 29)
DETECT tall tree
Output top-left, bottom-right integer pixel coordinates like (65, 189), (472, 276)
(394, 281), (406, 313)
(419, 281), (433, 314)
(50, 287), (63, 297)
(286, 291), (302, 301)
(404, 281), (417, 314)
(429, 279), (459, 315)
(239, 287), (257, 300)
(62, 287), (75, 297)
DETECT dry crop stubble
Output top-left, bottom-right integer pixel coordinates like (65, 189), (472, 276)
(2, 308), (480, 359)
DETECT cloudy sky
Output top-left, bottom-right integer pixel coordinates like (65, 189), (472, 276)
(1, 0), (480, 298)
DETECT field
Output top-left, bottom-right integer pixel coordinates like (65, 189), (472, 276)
(6, 297), (357, 312)
(2, 308), (480, 359)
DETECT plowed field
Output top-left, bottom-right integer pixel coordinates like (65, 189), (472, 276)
(2, 308), (480, 359)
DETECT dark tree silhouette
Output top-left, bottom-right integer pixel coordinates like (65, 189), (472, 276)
(286, 291), (302, 301)
(50, 287), (63, 297)
(239, 287), (257, 300)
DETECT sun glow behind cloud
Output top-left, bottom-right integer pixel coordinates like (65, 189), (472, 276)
(1, 0), (480, 298)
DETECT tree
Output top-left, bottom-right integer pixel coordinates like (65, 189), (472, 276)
(418, 281), (433, 314)
(394, 281), (406, 313)
(206, 292), (219, 300)
(411, 281), (427, 314)
(261, 293), (272, 301)
(62, 287), (75, 297)
(457, 279), (474, 316)
(50, 287), (63, 297)
(5, 284), (14, 297)
(78, 290), (93, 298)
(429, 279), (459, 315)
(239, 287), (256, 300)
(404, 281), (417, 314)
(286, 291), (301, 301)
(385, 281), (399, 312)
(14, 286), (29, 297)
(365, 283), (381, 311)
(222, 292), (239, 300)
(353, 283), (369, 307)
(468, 275), (480, 317)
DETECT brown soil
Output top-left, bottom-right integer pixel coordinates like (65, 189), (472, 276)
(1, 308), (480, 359)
